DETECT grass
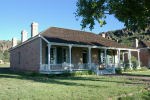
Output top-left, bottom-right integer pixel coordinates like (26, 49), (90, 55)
(123, 70), (150, 76)
(0, 64), (10, 67)
(0, 69), (148, 100)
(118, 90), (150, 100)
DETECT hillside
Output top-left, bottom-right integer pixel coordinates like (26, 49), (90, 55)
(0, 40), (12, 52)
(0, 40), (12, 63)
(100, 27), (150, 46)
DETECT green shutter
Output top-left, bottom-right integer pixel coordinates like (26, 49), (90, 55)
(57, 47), (62, 64)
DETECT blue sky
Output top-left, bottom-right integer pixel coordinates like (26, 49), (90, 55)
(0, 0), (124, 40)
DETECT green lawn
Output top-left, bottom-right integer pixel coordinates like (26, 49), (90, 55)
(123, 70), (150, 76)
(0, 64), (10, 67)
(0, 70), (148, 100)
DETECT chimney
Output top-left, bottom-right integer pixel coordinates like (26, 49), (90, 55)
(31, 22), (38, 37)
(135, 38), (139, 48)
(21, 30), (28, 42)
(101, 33), (106, 38)
(12, 37), (17, 47)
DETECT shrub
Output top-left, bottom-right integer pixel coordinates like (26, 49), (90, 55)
(124, 66), (133, 72)
(135, 66), (149, 71)
(115, 68), (122, 74)
(71, 70), (95, 76)
(131, 56), (139, 69)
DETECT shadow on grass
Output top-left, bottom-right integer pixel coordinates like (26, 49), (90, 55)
(0, 68), (145, 89)
(121, 73), (150, 77)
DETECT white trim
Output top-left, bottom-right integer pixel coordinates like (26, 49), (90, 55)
(9, 35), (40, 51)
(137, 50), (141, 68)
(128, 50), (132, 69)
(104, 48), (107, 66)
(139, 47), (149, 50)
(69, 45), (72, 71)
(40, 38), (42, 66)
(122, 52), (125, 62)
(88, 47), (91, 69)
(117, 49), (121, 67)
(48, 44), (51, 71)
(49, 42), (138, 51)
(40, 35), (50, 44)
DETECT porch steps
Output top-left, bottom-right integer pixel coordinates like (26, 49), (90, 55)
(96, 67), (116, 75)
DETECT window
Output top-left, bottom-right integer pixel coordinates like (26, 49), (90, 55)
(109, 57), (113, 64)
(50, 48), (56, 64)
(100, 52), (105, 63)
(62, 48), (68, 63)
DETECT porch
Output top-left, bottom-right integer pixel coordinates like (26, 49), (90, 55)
(39, 37), (140, 74)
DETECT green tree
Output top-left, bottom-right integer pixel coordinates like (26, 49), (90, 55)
(0, 51), (4, 60)
(75, 0), (150, 30)
(3, 50), (10, 62)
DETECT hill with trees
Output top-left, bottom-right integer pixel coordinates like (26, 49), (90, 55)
(0, 40), (12, 63)
(99, 26), (150, 46)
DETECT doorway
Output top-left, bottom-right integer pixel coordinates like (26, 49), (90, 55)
(82, 50), (88, 64)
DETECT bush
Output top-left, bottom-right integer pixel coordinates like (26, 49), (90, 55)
(135, 66), (149, 71)
(71, 70), (95, 76)
(47, 70), (95, 77)
(124, 66), (133, 72)
(115, 68), (122, 74)
(131, 56), (139, 69)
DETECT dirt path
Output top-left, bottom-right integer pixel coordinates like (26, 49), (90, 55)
(106, 74), (150, 84)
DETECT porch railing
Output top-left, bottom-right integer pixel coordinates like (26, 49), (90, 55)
(40, 63), (90, 72)
(40, 63), (123, 72)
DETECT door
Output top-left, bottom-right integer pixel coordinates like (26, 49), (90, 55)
(82, 50), (88, 64)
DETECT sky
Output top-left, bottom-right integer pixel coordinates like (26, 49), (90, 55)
(0, 0), (124, 40)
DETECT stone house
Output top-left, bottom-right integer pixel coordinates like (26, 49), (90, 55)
(132, 40), (150, 68)
(9, 22), (140, 74)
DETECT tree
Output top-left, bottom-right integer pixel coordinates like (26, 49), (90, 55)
(0, 51), (4, 60)
(75, 0), (150, 30)
(3, 51), (9, 59)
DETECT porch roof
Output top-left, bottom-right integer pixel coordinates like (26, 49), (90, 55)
(142, 41), (150, 47)
(41, 27), (129, 48)
(138, 41), (150, 48)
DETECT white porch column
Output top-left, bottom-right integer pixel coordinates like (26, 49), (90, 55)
(40, 38), (42, 69)
(117, 49), (121, 67)
(137, 50), (141, 69)
(122, 52), (125, 67)
(128, 50), (132, 69)
(48, 44), (51, 71)
(69, 45), (72, 71)
(104, 48), (107, 67)
(88, 47), (92, 69)
(122, 52), (124, 62)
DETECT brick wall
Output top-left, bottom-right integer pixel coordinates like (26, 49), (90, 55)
(132, 49), (150, 67)
(10, 38), (40, 72)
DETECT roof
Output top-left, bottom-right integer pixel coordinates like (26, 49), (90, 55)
(41, 27), (128, 48)
(139, 41), (150, 48)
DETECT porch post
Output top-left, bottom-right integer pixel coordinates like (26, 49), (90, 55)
(128, 50), (132, 69)
(122, 52), (125, 67)
(40, 38), (42, 70)
(104, 48), (107, 67)
(48, 44), (51, 71)
(117, 49), (121, 67)
(69, 45), (72, 71)
(122, 52), (124, 62)
(137, 50), (141, 69)
(88, 47), (91, 69)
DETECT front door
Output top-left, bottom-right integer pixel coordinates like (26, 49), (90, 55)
(82, 50), (88, 63)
